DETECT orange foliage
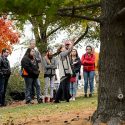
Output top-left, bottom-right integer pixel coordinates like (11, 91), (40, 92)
(0, 17), (19, 53)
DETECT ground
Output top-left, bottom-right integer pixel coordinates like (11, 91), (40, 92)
(0, 92), (98, 125)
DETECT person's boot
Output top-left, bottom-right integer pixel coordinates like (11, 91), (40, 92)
(50, 98), (54, 103)
(54, 100), (60, 103)
(38, 98), (43, 104)
(44, 97), (49, 103)
(84, 94), (87, 98)
(89, 93), (92, 97)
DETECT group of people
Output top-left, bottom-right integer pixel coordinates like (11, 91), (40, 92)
(0, 39), (98, 106)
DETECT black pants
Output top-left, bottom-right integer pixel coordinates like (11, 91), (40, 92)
(55, 76), (71, 102)
(1, 76), (10, 105)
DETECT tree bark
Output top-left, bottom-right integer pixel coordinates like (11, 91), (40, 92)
(92, 0), (125, 124)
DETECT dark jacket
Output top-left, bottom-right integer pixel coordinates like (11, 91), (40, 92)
(21, 55), (40, 78)
(70, 57), (81, 76)
(0, 56), (11, 78)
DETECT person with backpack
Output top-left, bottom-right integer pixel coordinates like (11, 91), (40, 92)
(0, 48), (11, 107)
(21, 48), (43, 104)
(81, 45), (95, 97)
(43, 49), (57, 103)
(69, 49), (81, 101)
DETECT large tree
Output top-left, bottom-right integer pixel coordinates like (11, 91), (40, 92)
(0, 0), (96, 54)
(58, 0), (125, 125)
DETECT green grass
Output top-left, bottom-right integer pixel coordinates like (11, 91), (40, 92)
(0, 96), (97, 123)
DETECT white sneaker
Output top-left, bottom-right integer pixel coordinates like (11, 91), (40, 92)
(70, 98), (73, 101)
(72, 97), (75, 101)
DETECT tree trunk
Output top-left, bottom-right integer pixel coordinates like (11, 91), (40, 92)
(30, 17), (48, 54)
(92, 0), (125, 124)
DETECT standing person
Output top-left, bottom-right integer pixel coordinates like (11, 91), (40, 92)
(54, 41), (73, 103)
(43, 49), (57, 103)
(92, 48), (99, 89)
(69, 49), (81, 101)
(29, 39), (42, 99)
(81, 45), (95, 97)
(21, 48), (42, 104)
(0, 48), (11, 106)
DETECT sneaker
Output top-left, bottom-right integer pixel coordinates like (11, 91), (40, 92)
(84, 94), (87, 98)
(54, 100), (60, 103)
(44, 97), (49, 103)
(66, 99), (69, 102)
(38, 98), (43, 104)
(89, 94), (92, 97)
(50, 98), (54, 103)
(72, 97), (75, 101)
(26, 100), (34, 104)
(70, 98), (73, 101)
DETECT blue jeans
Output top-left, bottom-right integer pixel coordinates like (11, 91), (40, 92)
(0, 78), (5, 105)
(70, 83), (77, 97)
(24, 78), (42, 102)
(83, 71), (95, 94)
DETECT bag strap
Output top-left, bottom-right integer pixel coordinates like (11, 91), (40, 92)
(60, 55), (69, 75)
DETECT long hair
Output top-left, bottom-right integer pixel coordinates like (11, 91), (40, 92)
(24, 48), (33, 57)
(70, 49), (79, 59)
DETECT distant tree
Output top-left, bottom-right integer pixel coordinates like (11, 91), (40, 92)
(0, 15), (19, 52)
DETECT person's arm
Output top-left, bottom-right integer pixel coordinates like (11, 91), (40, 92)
(0, 57), (3, 75)
(81, 54), (86, 65)
(43, 57), (53, 69)
(51, 58), (57, 69)
(76, 58), (81, 69)
(84, 55), (95, 65)
(21, 57), (33, 74)
(60, 42), (74, 58)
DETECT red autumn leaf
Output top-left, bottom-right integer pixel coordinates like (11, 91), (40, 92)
(0, 16), (19, 53)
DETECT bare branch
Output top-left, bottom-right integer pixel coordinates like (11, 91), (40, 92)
(74, 25), (89, 45)
(58, 12), (101, 23)
(58, 2), (101, 11)
(53, 25), (89, 56)
(116, 8), (125, 20)
(117, 8), (125, 16)
(47, 26), (62, 38)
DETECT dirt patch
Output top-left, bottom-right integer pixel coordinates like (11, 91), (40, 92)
(2, 109), (96, 125)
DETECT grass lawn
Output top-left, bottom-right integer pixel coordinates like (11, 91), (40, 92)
(0, 95), (97, 124)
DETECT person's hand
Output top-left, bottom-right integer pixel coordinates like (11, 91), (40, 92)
(69, 40), (74, 49)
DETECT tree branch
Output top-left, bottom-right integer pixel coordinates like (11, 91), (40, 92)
(53, 25), (89, 56)
(116, 8), (125, 19)
(58, 2), (101, 11)
(58, 12), (101, 23)
(47, 26), (62, 38)
(74, 25), (89, 46)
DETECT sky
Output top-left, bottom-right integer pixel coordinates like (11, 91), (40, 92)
(8, 23), (100, 67)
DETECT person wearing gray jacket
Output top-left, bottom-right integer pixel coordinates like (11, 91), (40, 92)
(43, 49), (57, 103)
(54, 41), (73, 103)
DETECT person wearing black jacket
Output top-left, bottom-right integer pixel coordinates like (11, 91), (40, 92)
(21, 48), (42, 104)
(69, 49), (81, 101)
(0, 48), (11, 106)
